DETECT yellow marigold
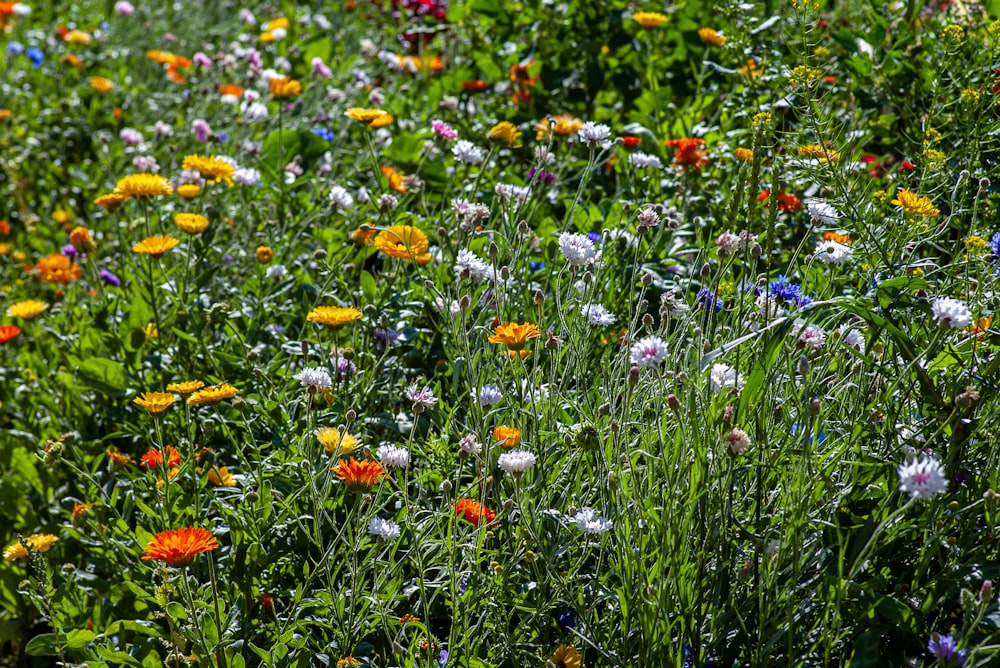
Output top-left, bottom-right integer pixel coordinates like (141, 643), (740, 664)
(488, 322), (540, 351)
(177, 184), (200, 199)
(697, 27), (726, 46)
(89, 77), (114, 93)
(133, 391), (177, 416)
(345, 107), (389, 124)
(488, 121), (522, 148)
(53, 210), (75, 225)
(316, 428), (361, 456)
(374, 225), (429, 260)
(62, 54), (84, 69)
(307, 305), (363, 328)
(352, 226), (375, 246)
(369, 112), (394, 128)
(70, 226), (95, 253)
(797, 144), (839, 162)
(187, 383), (239, 406)
(269, 77), (302, 99)
(0, 110), (11, 121)
(256, 246), (273, 263)
(63, 29), (92, 44)
(72, 502), (95, 521)
(6, 300), (48, 320)
(534, 114), (584, 141)
(739, 59), (763, 77)
(891, 190), (939, 218)
(632, 11), (668, 28)
(95, 191), (130, 209)
(4, 534), (59, 561)
(734, 148), (754, 162)
(174, 213), (209, 234)
(494, 425), (522, 449)
(115, 174), (174, 199)
(548, 645), (582, 668)
(264, 17), (290, 32)
(207, 466), (236, 487)
(167, 380), (205, 395)
(181, 155), (235, 186)
(133, 235), (180, 257)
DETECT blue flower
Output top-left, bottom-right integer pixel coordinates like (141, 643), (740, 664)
(529, 261), (545, 271)
(928, 633), (968, 667)
(25, 47), (44, 68)
(697, 288), (723, 312)
(556, 610), (576, 632)
(6, 41), (24, 57)
(767, 274), (801, 301)
(98, 269), (121, 287)
(587, 232), (602, 245)
(991, 231), (1000, 258)
(312, 127), (335, 142)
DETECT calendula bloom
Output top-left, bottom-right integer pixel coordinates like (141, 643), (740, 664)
(174, 213), (209, 234)
(133, 235), (180, 257)
(454, 498), (496, 526)
(317, 428), (360, 456)
(380, 165), (409, 193)
(6, 300), (48, 319)
(142, 527), (219, 568)
(336, 657), (363, 668)
(72, 502), (95, 521)
(345, 107), (389, 124)
(256, 246), (273, 263)
(892, 190), (940, 218)
(548, 645), (582, 668)
(89, 76), (114, 93)
(369, 112), (393, 128)
(332, 457), (386, 493)
(698, 27), (726, 45)
(94, 191), (131, 209)
(69, 226), (95, 253)
(488, 121), (522, 147)
(534, 114), (584, 141)
(375, 225), (430, 260)
(167, 380), (204, 395)
(739, 58), (763, 77)
(632, 11), (668, 28)
(307, 305), (363, 328)
(176, 184), (200, 199)
(133, 391), (178, 416)
(35, 254), (81, 284)
(207, 466), (236, 487)
(734, 148), (754, 162)
(187, 383), (239, 406)
(494, 425), (522, 449)
(106, 449), (133, 467)
(797, 144), (839, 162)
(489, 322), (540, 351)
(4, 534), (59, 561)
(0, 324), (21, 344)
(115, 173), (173, 198)
(269, 77), (302, 99)
(664, 138), (709, 170)
(140, 446), (181, 469)
(181, 155), (235, 186)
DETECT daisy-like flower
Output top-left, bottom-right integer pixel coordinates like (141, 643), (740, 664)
(4, 533), (59, 562)
(578, 122), (611, 148)
(316, 428), (360, 456)
(698, 27), (726, 45)
(794, 322), (827, 351)
(814, 239), (852, 265)
(487, 121), (521, 147)
(329, 185), (354, 210)
(452, 140), (485, 164)
(630, 335), (668, 368)
(133, 391), (177, 416)
(307, 305), (363, 328)
(710, 363), (742, 393)
(295, 367), (333, 391)
(494, 425), (522, 449)
(332, 457), (386, 493)
(632, 11), (668, 28)
(140, 446), (181, 469)
(458, 434), (483, 455)
(931, 297), (972, 330)
(181, 155), (235, 186)
(892, 190), (939, 218)
(6, 299), (49, 319)
(404, 383), (437, 410)
(94, 191), (130, 209)
(534, 114), (584, 141)
(377, 444), (410, 469)
(431, 119), (458, 140)
(374, 225), (430, 261)
(142, 527), (219, 568)
(35, 254), (81, 285)
(497, 449), (536, 476)
(581, 303), (617, 326)
(548, 644), (582, 668)
(115, 173), (173, 198)
(167, 380), (204, 395)
(345, 107), (389, 124)
(206, 466), (236, 487)
(106, 449), (133, 467)
(489, 322), (541, 351)
(455, 249), (490, 282)
(133, 235), (180, 257)
(664, 138), (709, 170)
(573, 508), (613, 534)
(368, 517), (401, 542)
(840, 328), (866, 353)
(187, 383), (239, 406)
(806, 200), (841, 225)
(898, 455), (948, 499)
(479, 384), (503, 408)
(454, 498), (496, 526)
(558, 232), (597, 268)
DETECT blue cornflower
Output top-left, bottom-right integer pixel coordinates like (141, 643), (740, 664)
(312, 127), (335, 142)
(767, 274), (801, 301)
(25, 47), (44, 68)
(99, 269), (121, 287)
(928, 633), (968, 667)
(216, 132), (229, 143)
(793, 294), (814, 309)
(991, 231), (1000, 258)
(587, 231), (602, 245)
(6, 41), (24, 57)
(697, 288), (723, 312)
(529, 261), (545, 271)
(556, 610), (576, 632)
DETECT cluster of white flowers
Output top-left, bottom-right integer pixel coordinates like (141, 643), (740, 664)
(452, 140), (485, 164)
(806, 200), (841, 225)
(329, 185), (354, 210)
(478, 385), (503, 408)
(630, 152), (662, 169)
(578, 122), (611, 149)
(581, 303), (616, 326)
(710, 363), (742, 393)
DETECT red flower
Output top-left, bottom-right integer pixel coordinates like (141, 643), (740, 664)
(142, 527), (219, 568)
(621, 136), (641, 148)
(900, 161), (915, 170)
(757, 190), (802, 212)
(454, 498), (497, 527)
(140, 446), (182, 469)
(664, 138), (709, 170)
(0, 325), (21, 344)
(462, 79), (488, 92)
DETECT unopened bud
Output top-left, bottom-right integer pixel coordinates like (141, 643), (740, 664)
(517, 220), (530, 235)
(459, 295), (471, 310)
(809, 398), (821, 416)
(797, 355), (810, 375)
(488, 241), (499, 259)
(642, 313), (654, 330)
(345, 409), (357, 422)
(700, 262), (711, 278)
(628, 366), (640, 386)
(598, 402), (611, 416)
(750, 243), (762, 257)
(667, 394), (681, 412)
(439, 479), (452, 493)
(534, 289), (544, 305)
(641, 273), (652, 286)
(583, 271), (593, 285)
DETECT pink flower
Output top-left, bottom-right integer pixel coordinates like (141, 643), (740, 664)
(191, 119), (211, 143)
(431, 119), (458, 141)
(115, 1), (135, 15)
(193, 52), (212, 68)
(311, 57), (332, 79)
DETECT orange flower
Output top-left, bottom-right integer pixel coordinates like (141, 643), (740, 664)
(219, 84), (244, 100)
(269, 77), (302, 99)
(140, 446), (181, 469)
(381, 165), (408, 193)
(374, 225), (429, 260)
(822, 231), (851, 245)
(493, 426), (522, 449)
(35, 254), (81, 285)
(94, 191), (130, 209)
(133, 235), (180, 257)
(89, 77), (114, 93)
(0, 325), (21, 344)
(187, 383), (239, 406)
(72, 502), (95, 521)
(462, 79), (489, 92)
(664, 138), (709, 170)
(488, 322), (540, 351)
(142, 527), (220, 568)
(697, 27), (726, 46)
(70, 226), (95, 253)
(454, 498), (496, 527)
(106, 449), (133, 467)
(332, 458), (386, 493)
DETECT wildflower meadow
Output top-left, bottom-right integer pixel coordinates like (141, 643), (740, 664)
(4, 0), (1000, 665)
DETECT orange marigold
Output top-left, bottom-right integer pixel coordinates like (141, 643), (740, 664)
(0, 324), (21, 344)
(664, 138), (709, 170)
(35, 254), (81, 285)
(140, 446), (182, 470)
(488, 322), (540, 351)
(142, 527), (219, 568)
(493, 426), (522, 449)
(454, 498), (496, 527)
(332, 457), (386, 493)
(269, 77), (302, 99)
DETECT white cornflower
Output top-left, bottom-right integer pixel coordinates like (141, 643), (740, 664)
(793, 322), (827, 351)
(265, 264), (287, 280)
(931, 297), (972, 330)
(630, 335), (669, 368)
(242, 101), (269, 123)
(897, 455), (948, 499)
(455, 249), (490, 282)
(806, 200), (841, 225)
(295, 367), (332, 391)
(377, 444), (410, 469)
(367, 517), (401, 541)
(841, 328), (865, 353)
(558, 232), (597, 268)
(497, 449), (536, 475)
(630, 152), (662, 169)
(458, 434), (483, 455)
(495, 183), (530, 204)
(581, 303), (617, 326)
(814, 240), (852, 265)
(329, 185), (354, 209)
(573, 508), (613, 534)
(479, 384), (503, 408)
(578, 122), (611, 148)
(404, 383), (437, 410)
(234, 167), (261, 186)
(434, 297), (461, 318)
(153, 121), (174, 138)
(710, 363), (741, 393)
(452, 140), (484, 165)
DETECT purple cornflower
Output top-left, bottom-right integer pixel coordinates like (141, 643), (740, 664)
(527, 167), (556, 185)
(99, 269), (121, 286)
(927, 633), (968, 667)
(556, 610), (576, 632)
(61, 244), (78, 259)
(697, 288), (722, 312)
(192, 119), (211, 143)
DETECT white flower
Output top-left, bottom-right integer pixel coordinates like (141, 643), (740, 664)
(630, 152), (662, 169)
(806, 200), (841, 225)
(242, 101), (269, 123)
(897, 455), (948, 499)
(558, 232), (597, 268)
(329, 185), (354, 210)
(814, 240), (852, 265)
(405, 383), (437, 410)
(930, 297), (972, 330)
(494, 183), (530, 204)
(455, 249), (490, 282)
(581, 303), (617, 326)
(120, 128), (143, 146)
(497, 449), (536, 475)
(234, 167), (261, 186)
(710, 363), (741, 393)
(630, 335), (668, 368)
(578, 122), (611, 148)
(793, 322), (827, 351)
(367, 517), (401, 541)
(458, 434), (483, 455)
(153, 121), (173, 138)
(841, 327), (865, 353)
(434, 297), (461, 318)
(479, 384), (503, 408)
(452, 140), (484, 165)
(295, 367), (332, 391)
(377, 444), (410, 469)
(265, 264), (287, 280)
(573, 508), (613, 534)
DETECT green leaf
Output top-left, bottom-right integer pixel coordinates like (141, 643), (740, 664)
(78, 358), (128, 394)
(166, 601), (187, 621)
(360, 270), (377, 303)
(63, 629), (95, 650)
(95, 647), (143, 666)
(25, 633), (58, 656)
(848, 631), (881, 667)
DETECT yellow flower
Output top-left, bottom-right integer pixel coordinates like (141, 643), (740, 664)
(264, 17), (290, 32)
(94, 191), (130, 209)
(963, 235), (990, 257)
(269, 77), (303, 99)
(548, 645), (581, 668)
(53, 210), (75, 225)
(697, 27), (726, 46)
(174, 213), (209, 234)
(534, 114), (584, 141)
(187, 383), (239, 406)
(167, 380), (205, 395)
(181, 155), (235, 186)
(374, 225), (430, 260)
(739, 59), (763, 77)
(316, 428), (361, 456)
(961, 88), (980, 105)
(207, 466), (236, 487)
(797, 144), (839, 162)
(63, 29), (92, 44)
(789, 66), (823, 86)
(345, 107), (389, 124)
(488, 121), (522, 148)
(4, 534), (59, 561)
(70, 226), (95, 253)
(923, 148), (946, 166)
(632, 11), (668, 28)
(6, 300), (48, 320)
(256, 246), (273, 263)
(133, 391), (178, 416)
(891, 190), (939, 218)
(133, 235), (180, 257)
(942, 24), (964, 44)
(734, 148), (754, 162)
(89, 77), (114, 93)
(488, 322), (540, 351)
(115, 174), (174, 199)
(369, 113), (394, 128)
(177, 184), (200, 199)
(307, 306), (363, 328)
